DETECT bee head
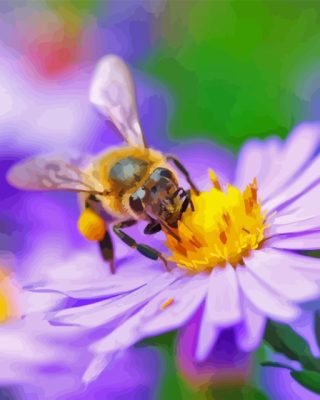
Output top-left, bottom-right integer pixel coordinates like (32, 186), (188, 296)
(129, 167), (187, 227)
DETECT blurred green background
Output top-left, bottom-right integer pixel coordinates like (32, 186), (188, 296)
(142, 0), (320, 151)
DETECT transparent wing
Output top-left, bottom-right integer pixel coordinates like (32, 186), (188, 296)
(6, 153), (104, 194)
(89, 54), (147, 148)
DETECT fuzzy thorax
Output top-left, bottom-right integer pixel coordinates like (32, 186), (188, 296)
(166, 170), (267, 272)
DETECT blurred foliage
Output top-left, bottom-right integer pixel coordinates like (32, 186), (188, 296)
(44, 0), (100, 17)
(141, 331), (269, 399)
(210, 384), (269, 400)
(264, 320), (320, 370)
(143, 0), (320, 151)
(141, 332), (204, 399)
(262, 319), (320, 395)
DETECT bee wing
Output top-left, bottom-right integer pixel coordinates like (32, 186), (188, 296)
(89, 55), (147, 148)
(7, 154), (104, 194)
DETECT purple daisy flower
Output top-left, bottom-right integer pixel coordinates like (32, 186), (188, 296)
(28, 122), (320, 383)
(0, 252), (162, 399)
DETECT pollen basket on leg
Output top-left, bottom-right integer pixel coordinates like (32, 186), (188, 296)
(0, 267), (21, 323)
(166, 172), (266, 273)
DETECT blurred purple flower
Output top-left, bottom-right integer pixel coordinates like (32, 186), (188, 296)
(0, 252), (161, 399)
(176, 308), (251, 389)
(28, 123), (320, 383)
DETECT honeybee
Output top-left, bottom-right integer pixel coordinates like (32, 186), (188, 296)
(7, 55), (198, 273)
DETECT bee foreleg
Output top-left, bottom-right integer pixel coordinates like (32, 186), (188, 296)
(113, 220), (169, 271)
(166, 155), (199, 195)
(144, 221), (162, 235)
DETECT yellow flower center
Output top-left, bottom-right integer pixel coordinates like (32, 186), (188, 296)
(0, 267), (21, 323)
(166, 170), (267, 273)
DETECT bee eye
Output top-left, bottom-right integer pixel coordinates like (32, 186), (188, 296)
(129, 195), (144, 213)
(159, 169), (173, 179)
(151, 186), (157, 194)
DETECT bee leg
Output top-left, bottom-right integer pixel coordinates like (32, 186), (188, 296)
(99, 229), (115, 274)
(144, 221), (162, 235)
(166, 155), (199, 195)
(113, 220), (169, 271)
(82, 195), (115, 274)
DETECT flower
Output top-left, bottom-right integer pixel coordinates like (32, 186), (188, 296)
(0, 253), (162, 399)
(176, 309), (252, 389)
(29, 123), (320, 383)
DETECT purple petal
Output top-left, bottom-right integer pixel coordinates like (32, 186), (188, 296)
(259, 248), (320, 282)
(271, 185), (320, 225)
(195, 313), (220, 362)
(236, 267), (300, 322)
(260, 123), (320, 201)
(22, 291), (67, 314)
(52, 271), (181, 327)
(268, 230), (320, 250)
(270, 215), (320, 235)
(28, 250), (167, 300)
(234, 136), (282, 191)
(235, 123), (320, 201)
(206, 264), (242, 326)
(89, 276), (207, 363)
(90, 307), (152, 357)
(236, 296), (266, 352)
(140, 273), (208, 336)
(263, 154), (320, 213)
(194, 265), (242, 362)
(244, 249), (318, 302)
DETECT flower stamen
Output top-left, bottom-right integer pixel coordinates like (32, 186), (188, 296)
(166, 171), (267, 273)
(161, 297), (174, 310)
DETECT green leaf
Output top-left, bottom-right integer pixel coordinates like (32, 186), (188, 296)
(291, 370), (320, 395)
(264, 321), (320, 371)
(314, 311), (320, 350)
(211, 385), (269, 400)
(261, 361), (293, 371)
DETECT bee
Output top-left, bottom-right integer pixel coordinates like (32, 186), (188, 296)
(7, 55), (198, 273)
